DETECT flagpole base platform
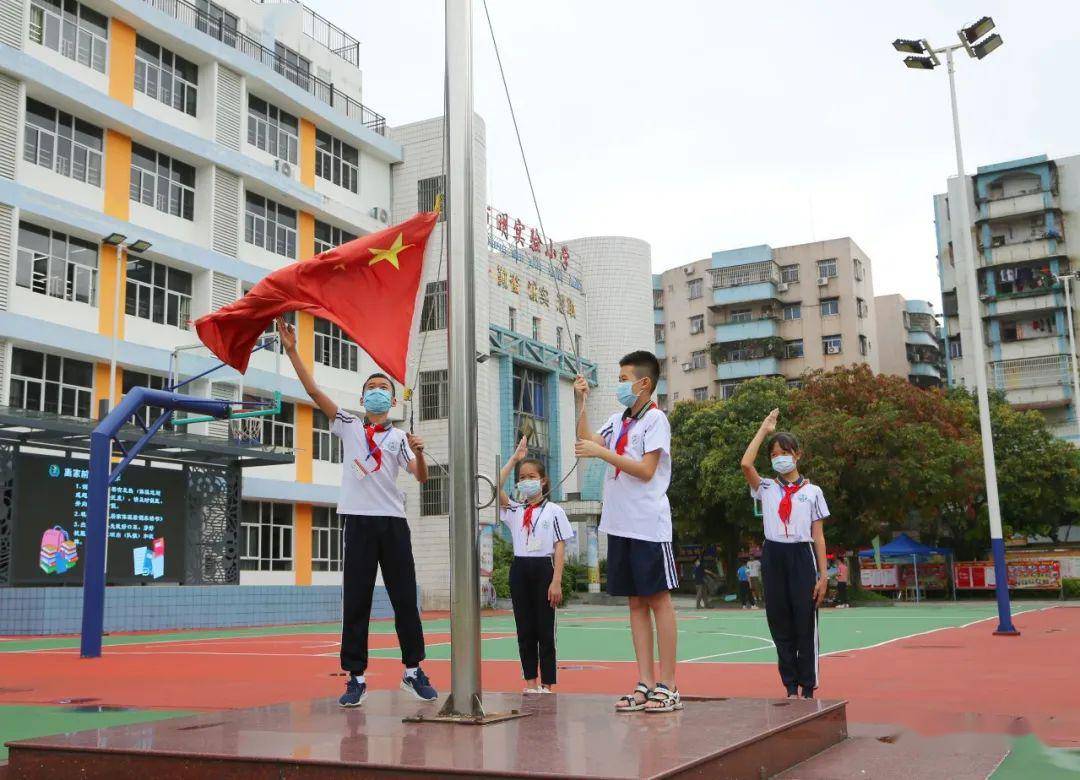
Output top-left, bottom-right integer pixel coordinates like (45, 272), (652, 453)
(6, 692), (847, 779)
(993, 629), (1021, 636)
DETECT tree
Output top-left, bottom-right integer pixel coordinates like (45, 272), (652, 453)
(787, 365), (982, 551)
(669, 377), (790, 582)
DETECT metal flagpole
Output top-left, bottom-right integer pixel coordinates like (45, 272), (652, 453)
(441, 0), (484, 717)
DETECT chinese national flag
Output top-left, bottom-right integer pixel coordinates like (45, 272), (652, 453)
(195, 210), (438, 383)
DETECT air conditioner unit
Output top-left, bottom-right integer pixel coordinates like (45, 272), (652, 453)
(825, 344), (840, 355)
(777, 282), (789, 292)
(681, 362), (692, 372)
(369, 207), (390, 224)
(274, 159), (292, 177)
(817, 277), (829, 287)
(684, 266), (695, 275)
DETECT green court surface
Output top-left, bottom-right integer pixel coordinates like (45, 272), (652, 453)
(0, 705), (194, 761)
(369, 603), (1034, 663)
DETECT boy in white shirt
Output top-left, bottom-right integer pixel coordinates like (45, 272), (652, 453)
(574, 350), (680, 713)
(278, 319), (437, 707)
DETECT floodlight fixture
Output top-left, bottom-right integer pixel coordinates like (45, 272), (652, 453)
(127, 239), (153, 253)
(961, 16), (995, 44)
(904, 56), (937, 70)
(972, 33), (1003, 60)
(892, 38), (927, 54)
(103, 232), (126, 246)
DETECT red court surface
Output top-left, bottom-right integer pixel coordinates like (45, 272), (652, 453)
(2, 605), (1077, 751)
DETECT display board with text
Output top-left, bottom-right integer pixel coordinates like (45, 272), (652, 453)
(953, 560), (1061, 590)
(12, 452), (187, 584)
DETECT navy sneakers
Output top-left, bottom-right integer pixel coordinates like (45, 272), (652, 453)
(401, 667), (438, 701)
(339, 675), (367, 708)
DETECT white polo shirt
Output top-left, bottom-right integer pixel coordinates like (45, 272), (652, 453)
(597, 405), (672, 543)
(499, 501), (575, 557)
(751, 478), (829, 543)
(331, 412), (414, 518)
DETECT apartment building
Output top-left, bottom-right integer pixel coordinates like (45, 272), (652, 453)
(654, 238), (879, 405)
(874, 294), (944, 388)
(935, 153), (1079, 442)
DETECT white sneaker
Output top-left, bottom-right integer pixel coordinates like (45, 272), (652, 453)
(523, 687), (538, 694)
(536, 686), (552, 694)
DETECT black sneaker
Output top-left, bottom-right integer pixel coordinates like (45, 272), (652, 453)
(401, 667), (438, 701)
(801, 687), (815, 700)
(339, 675), (367, 708)
(785, 685), (799, 699)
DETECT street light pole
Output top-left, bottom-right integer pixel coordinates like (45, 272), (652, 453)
(893, 18), (1017, 635)
(108, 242), (125, 410)
(1056, 273), (1080, 443)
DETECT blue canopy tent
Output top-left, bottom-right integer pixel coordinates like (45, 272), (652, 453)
(858, 534), (955, 601)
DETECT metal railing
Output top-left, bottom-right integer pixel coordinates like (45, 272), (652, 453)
(142, 0), (385, 135)
(256, 0), (361, 68)
(988, 354), (1073, 391)
(708, 261), (781, 290)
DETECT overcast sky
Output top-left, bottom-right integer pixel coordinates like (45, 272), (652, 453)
(312, 1), (1080, 306)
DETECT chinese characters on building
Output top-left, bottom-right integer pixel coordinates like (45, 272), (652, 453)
(486, 207), (584, 292)
(495, 264), (576, 318)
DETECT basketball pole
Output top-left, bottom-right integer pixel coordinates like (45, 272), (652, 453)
(440, 0), (484, 718)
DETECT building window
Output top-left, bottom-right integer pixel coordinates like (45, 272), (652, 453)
(787, 378), (803, 389)
(195, 0), (238, 46)
(10, 348), (93, 418)
(654, 324), (665, 343)
(653, 289), (664, 309)
(692, 387), (708, 401)
(532, 317), (541, 342)
(421, 472), (449, 516)
(240, 500), (293, 571)
(130, 143), (196, 221)
(420, 280), (447, 332)
(247, 95), (298, 163)
(730, 309), (752, 323)
(783, 303), (801, 321)
(315, 130), (359, 193)
(126, 258), (192, 329)
(687, 278), (703, 300)
(508, 307), (517, 332)
(817, 258), (838, 279)
(856, 297), (868, 318)
(134, 35), (197, 116)
(513, 364), (549, 463)
(29, 0), (108, 72)
(311, 506), (342, 571)
(245, 396), (294, 448)
(314, 318), (359, 371)
(689, 315), (705, 334)
(780, 264), (799, 283)
(273, 40), (311, 90)
(16, 221), (97, 304)
(853, 258), (865, 281)
(949, 338), (962, 359)
(784, 339), (804, 359)
(245, 192), (297, 258)
(820, 298), (839, 317)
(719, 381), (739, 400)
(1001, 318), (1056, 342)
(859, 334), (870, 356)
(122, 370), (170, 429)
(418, 175), (446, 221)
(23, 98), (103, 186)
(823, 335), (842, 355)
(575, 334), (583, 358)
(657, 393), (668, 409)
(419, 369), (449, 421)
(313, 408), (344, 463)
(313, 221), (356, 254)
(556, 326), (563, 350)
(690, 350), (707, 371)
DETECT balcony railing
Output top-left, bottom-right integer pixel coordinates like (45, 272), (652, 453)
(142, 0), (386, 135)
(256, 0), (360, 68)
(709, 261), (780, 290)
(988, 354), (1073, 391)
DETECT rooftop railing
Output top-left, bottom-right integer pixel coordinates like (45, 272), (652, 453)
(708, 261), (781, 290)
(256, 0), (360, 68)
(988, 354), (1073, 391)
(143, 0), (385, 135)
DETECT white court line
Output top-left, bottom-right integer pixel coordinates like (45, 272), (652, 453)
(0, 630), (341, 654)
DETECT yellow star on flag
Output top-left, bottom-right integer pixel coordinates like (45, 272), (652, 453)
(368, 233), (413, 270)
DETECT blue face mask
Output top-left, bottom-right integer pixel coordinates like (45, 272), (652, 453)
(616, 379), (641, 407)
(517, 479), (543, 499)
(363, 388), (392, 413)
(772, 455), (796, 475)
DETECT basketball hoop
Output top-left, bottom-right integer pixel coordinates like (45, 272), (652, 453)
(229, 416), (263, 447)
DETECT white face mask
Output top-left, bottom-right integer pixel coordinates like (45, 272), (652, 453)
(517, 479), (543, 499)
(772, 455), (796, 475)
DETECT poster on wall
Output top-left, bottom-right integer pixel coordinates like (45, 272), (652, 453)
(860, 564), (899, 589)
(953, 561), (1061, 590)
(899, 563), (948, 590)
(12, 453), (187, 585)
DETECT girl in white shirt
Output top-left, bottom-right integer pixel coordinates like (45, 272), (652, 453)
(499, 437), (575, 694)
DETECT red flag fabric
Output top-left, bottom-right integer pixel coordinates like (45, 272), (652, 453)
(195, 211), (438, 383)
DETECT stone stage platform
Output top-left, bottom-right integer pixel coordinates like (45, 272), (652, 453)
(6, 692), (847, 779)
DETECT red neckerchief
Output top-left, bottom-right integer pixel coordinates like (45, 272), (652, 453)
(363, 420), (390, 472)
(777, 477), (805, 537)
(613, 402), (657, 478)
(522, 500), (545, 535)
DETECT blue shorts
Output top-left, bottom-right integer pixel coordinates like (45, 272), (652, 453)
(606, 535), (679, 597)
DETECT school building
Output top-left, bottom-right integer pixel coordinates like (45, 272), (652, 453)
(0, 0), (653, 614)
(935, 153), (1080, 443)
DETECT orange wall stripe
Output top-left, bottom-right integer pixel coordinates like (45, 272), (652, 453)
(108, 19), (136, 105)
(299, 119), (316, 188)
(294, 503), (312, 586)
